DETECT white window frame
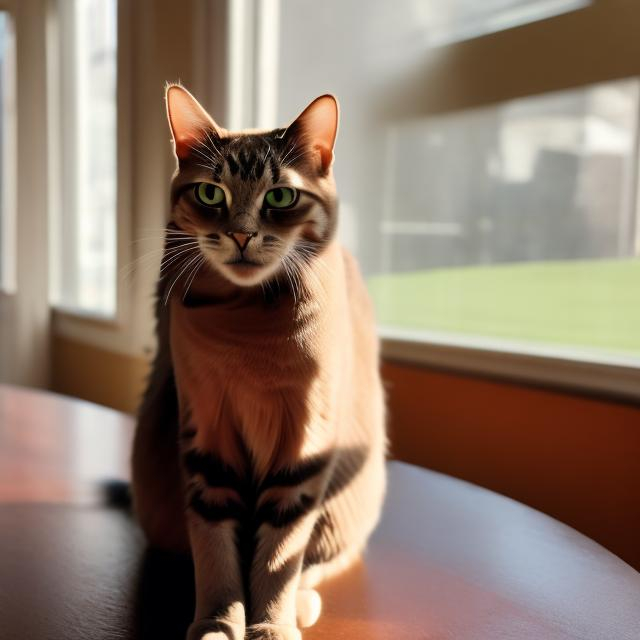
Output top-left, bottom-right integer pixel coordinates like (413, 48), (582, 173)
(49, 0), (135, 349)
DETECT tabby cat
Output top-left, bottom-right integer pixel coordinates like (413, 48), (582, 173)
(132, 84), (386, 640)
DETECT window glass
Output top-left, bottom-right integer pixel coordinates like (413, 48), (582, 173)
(50, 0), (117, 315)
(369, 80), (640, 358)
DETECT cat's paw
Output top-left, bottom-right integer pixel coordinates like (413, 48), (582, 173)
(186, 618), (245, 640)
(296, 589), (322, 628)
(246, 623), (302, 640)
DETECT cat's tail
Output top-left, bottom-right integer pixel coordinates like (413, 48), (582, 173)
(99, 478), (132, 510)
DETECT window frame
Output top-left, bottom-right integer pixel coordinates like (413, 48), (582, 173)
(381, 329), (640, 402)
(50, 0), (136, 354)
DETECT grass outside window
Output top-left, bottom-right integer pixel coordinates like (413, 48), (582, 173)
(368, 258), (640, 360)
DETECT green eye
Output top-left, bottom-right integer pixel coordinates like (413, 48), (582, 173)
(265, 187), (297, 209)
(195, 182), (225, 207)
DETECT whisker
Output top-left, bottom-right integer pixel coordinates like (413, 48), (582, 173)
(160, 242), (201, 261)
(279, 142), (298, 166)
(286, 253), (308, 301)
(163, 241), (199, 262)
(162, 239), (200, 250)
(164, 251), (203, 305)
(261, 273), (278, 302)
(194, 162), (217, 173)
(160, 246), (200, 274)
(262, 143), (271, 164)
(280, 255), (298, 305)
(163, 229), (195, 236)
(120, 244), (195, 280)
(120, 257), (161, 283)
(288, 249), (325, 300)
(283, 149), (310, 167)
(132, 231), (194, 244)
(192, 143), (216, 161)
(190, 138), (224, 169)
(182, 255), (207, 301)
(295, 242), (333, 276)
(203, 130), (224, 160)
(285, 252), (307, 303)
(159, 254), (195, 282)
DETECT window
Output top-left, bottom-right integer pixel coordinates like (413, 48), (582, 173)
(264, 0), (640, 368)
(370, 80), (640, 361)
(0, 11), (15, 294)
(49, 0), (118, 316)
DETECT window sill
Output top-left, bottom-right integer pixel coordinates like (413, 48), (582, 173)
(51, 305), (119, 329)
(49, 305), (146, 359)
(379, 327), (640, 404)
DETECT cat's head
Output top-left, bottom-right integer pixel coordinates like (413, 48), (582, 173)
(165, 84), (339, 289)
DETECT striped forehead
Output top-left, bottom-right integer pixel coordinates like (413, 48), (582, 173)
(197, 130), (287, 184)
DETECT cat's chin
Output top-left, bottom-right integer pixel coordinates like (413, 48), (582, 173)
(216, 261), (277, 288)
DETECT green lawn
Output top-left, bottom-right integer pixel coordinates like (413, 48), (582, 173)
(367, 258), (640, 358)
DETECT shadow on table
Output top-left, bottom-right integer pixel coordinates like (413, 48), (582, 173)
(133, 548), (195, 639)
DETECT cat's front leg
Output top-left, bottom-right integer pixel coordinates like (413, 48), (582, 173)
(185, 498), (246, 640)
(246, 467), (329, 640)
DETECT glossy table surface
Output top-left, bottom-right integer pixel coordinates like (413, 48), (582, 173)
(1, 384), (639, 640)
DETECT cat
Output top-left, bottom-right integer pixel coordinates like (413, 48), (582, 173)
(132, 84), (387, 640)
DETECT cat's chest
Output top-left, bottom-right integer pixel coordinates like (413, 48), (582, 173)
(179, 376), (311, 470)
(169, 300), (325, 469)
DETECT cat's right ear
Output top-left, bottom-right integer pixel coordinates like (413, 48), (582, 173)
(165, 84), (224, 160)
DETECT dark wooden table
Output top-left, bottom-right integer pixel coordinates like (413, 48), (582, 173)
(1, 384), (639, 640)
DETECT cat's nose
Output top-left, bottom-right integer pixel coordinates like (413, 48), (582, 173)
(227, 231), (255, 251)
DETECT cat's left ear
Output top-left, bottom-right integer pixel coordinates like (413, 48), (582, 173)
(285, 94), (339, 174)
(165, 83), (224, 160)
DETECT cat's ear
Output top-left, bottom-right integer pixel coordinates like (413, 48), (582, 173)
(165, 84), (224, 160)
(284, 94), (339, 173)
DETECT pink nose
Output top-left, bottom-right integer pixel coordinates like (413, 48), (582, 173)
(227, 232), (253, 251)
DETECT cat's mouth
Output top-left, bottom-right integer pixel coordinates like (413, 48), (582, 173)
(223, 257), (264, 279)
(225, 257), (261, 268)
(216, 255), (281, 287)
